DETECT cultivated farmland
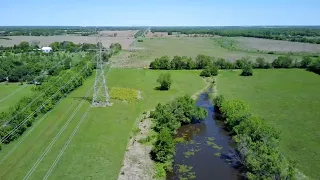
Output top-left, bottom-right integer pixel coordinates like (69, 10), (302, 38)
(0, 30), (137, 50)
(110, 37), (282, 68)
(216, 69), (320, 179)
(0, 68), (205, 179)
(228, 37), (320, 53)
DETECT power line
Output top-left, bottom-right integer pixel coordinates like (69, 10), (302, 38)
(91, 32), (112, 107)
(42, 105), (91, 180)
(22, 87), (93, 180)
(0, 62), (93, 143)
(0, 45), (90, 126)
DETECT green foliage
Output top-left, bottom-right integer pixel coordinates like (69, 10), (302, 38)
(151, 128), (175, 163)
(199, 68), (211, 77)
(153, 163), (167, 179)
(0, 54), (95, 146)
(150, 95), (207, 171)
(156, 73), (172, 90)
(241, 65), (253, 76)
(215, 96), (296, 179)
(307, 58), (320, 74)
(212, 95), (225, 108)
(272, 56), (294, 68)
(150, 56), (171, 69)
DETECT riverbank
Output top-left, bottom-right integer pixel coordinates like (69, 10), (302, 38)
(118, 77), (211, 180)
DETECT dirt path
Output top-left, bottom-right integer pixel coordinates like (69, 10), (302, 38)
(117, 112), (155, 180)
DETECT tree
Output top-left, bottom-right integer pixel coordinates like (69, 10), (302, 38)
(151, 128), (175, 163)
(300, 56), (313, 68)
(210, 65), (219, 76)
(254, 57), (267, 68)
(241, 65), (253, 76)
(157, 73), (172, 90)
(200, 68), (211, 77)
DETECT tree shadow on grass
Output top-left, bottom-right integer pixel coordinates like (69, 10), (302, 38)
(70, 96), (92, 103)
(154, 86), (169, 91)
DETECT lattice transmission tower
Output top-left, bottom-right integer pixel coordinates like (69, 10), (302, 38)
(91, 33), (112, 107)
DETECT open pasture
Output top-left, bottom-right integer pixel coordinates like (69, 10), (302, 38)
(0, 33), (135, 50)
(110, 37), (280, 68)
(0, 83), (33, 113)
(216, 69), (320, 179)
(0, 69), (204, 180)
(228, 37), (320, 53)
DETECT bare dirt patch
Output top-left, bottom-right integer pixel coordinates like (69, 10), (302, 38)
(118, 112), (155, 180)
(232, 37), (320, 53)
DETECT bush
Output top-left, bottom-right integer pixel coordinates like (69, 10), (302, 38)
(151, 128), (175, 163)
(156, 73), (172, 90)
(210, 65), (219, 76)
(241, 65), (253, 76)
(137, 39), (143, 42)
(200, 68), (211, 77)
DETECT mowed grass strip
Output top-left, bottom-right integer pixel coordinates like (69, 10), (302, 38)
(216, 69), (320, 179)
(0, 83), (33, 113)
(0, 69), (205, 180)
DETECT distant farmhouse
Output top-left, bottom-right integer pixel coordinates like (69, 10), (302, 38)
(39, 47), (52, 53)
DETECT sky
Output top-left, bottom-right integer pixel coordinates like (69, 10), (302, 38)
(1, 0), (320, 26)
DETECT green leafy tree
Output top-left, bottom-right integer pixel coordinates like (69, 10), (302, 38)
(157, 73), (172, 90)
(200, 67), (211, 77)
(241, 65), (253, 76)
(151, 128), (175, 163)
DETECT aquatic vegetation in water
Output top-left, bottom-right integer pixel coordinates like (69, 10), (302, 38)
(206, 140), (223, 150)
(176, 164), (196, 180)
(174, 137), (186, 143)
(207, 137), (215, 141)
(214, 152), (221, 157)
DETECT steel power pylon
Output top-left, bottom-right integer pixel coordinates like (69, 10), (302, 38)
(91, 34), (112, 107)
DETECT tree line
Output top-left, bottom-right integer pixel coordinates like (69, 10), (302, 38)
(0, 52), (73, 83)
(212, 95), (297, 179)
(150, 96), (207, 178)
(0, 41), (98, 54)
(151, 27), (320, 44)
(0, 26), (146, 37)
(0, 54), (95, 150)
(149, 54), (320, 75)
(0, 42), (122, 83)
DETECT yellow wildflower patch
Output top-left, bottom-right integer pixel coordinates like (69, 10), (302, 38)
(110, 87), (139, 102)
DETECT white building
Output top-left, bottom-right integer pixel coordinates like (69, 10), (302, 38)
(41, 47), (52, 53)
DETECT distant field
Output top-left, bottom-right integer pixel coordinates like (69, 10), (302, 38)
(0, 83), (33, 113)
(226, 37), (320, 53)
(0, 69), (205, 179)
(216, 69), (320, 179)
(0, 31), (136, 50)
(110, 37), (281, 68)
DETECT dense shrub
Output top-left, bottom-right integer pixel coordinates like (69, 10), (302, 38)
(307, 58), (320, 74)
(212, 95), (296, 179)
(241, 65), (253, 76)
(150, 56), (171, 69)
(200, 68), (211, 77)
(272, 56), (294, 68)
(156, 73), (172, 90)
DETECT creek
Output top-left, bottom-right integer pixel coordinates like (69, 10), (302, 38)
(167, 91), (243, 180)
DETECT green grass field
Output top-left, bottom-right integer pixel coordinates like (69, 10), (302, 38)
(111, 37), (281, 68)
(216, 69), (320, 179)
(0, 83), (33, 113)
(0, 69), (205, 180)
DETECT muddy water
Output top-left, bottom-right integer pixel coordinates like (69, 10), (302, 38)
(167, 92), (243, 180)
